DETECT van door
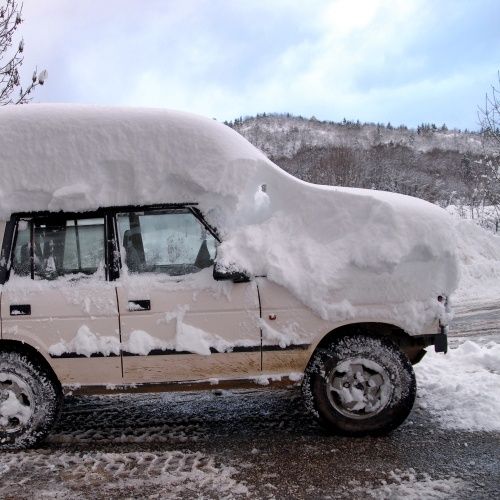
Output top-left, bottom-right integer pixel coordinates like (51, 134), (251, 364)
(115, 208), (261, 383)
(1, 215), (122, 386)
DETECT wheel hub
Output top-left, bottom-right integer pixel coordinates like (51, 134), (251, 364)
(326, 357), (392, 420)
(0, 373), (34, 434)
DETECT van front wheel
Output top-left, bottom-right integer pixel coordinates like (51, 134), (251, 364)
(0, 350), (62, 450)
(303, 335), (416, 436)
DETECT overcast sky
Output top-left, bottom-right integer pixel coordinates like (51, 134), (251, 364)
(18, 0), (500, 129)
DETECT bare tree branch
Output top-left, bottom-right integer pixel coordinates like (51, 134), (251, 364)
(478, 71), (500, 146)
(0, 0), (47, 105)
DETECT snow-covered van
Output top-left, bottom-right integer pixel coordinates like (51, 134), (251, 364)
(0, 105), (458, 449)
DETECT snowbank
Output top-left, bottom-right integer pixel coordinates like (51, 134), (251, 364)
(451, 219), (500, 306)
(415, 340), (500, 432)
(0, 105), (459, 333)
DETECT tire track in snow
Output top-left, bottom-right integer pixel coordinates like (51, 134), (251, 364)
(0, 450), (248, 499)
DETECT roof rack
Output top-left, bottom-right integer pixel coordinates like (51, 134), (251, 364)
(11, 202), (199, 219)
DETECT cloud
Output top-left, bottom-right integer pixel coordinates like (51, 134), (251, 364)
(16, 0), (500, 128)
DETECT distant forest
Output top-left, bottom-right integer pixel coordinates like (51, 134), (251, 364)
(226, 113), (499, 229)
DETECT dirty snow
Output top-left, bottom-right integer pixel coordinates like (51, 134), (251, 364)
(1, 376), (493, 498)
(415, 340), (500, 432)
(347, 468), (464, 499)
(0, 450), (248, 499)
(0, 104), (458, 334)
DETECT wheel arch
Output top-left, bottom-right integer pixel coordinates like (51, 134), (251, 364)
(0, 339), (62, 390)
(312, 322), (428, 365)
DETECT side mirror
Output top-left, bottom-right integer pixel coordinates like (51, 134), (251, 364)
(213, 262), (250, 283)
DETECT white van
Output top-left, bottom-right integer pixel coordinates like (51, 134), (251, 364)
(0, 105), (457, 449)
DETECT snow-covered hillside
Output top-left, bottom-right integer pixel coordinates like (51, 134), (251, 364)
(229, 114), (499, 209)
(228, 114), (495, 159)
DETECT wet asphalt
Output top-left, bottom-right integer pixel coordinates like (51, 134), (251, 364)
(0, 304), (498, 499)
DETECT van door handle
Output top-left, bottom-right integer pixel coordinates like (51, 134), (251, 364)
(10, 304), (31, 316)
(128, 300), (151, 311)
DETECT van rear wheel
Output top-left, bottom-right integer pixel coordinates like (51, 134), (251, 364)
(0, 350), (62, 450)
(303, 334), (416, 436)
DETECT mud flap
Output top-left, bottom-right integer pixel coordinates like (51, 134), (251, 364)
(434, 331), (448, 354)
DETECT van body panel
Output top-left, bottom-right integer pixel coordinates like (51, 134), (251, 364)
(0, 207), (443, 388)
(117, 279), (262, 383)
(122, 352), (261, 383)
(1, 284), (122, 384)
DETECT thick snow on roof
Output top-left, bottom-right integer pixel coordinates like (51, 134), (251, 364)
(0, 104), (459, 332)
(0, 104), (270, 216)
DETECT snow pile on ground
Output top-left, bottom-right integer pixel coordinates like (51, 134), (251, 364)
(415, 340), (500, 431)
(446, 204), (499, 233)
(347, 469), (464, 499)
(0, 105), (459, 334)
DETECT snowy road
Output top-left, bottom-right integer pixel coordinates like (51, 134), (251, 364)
(451, 300), (500, 346)
(0, 304), (499, 499)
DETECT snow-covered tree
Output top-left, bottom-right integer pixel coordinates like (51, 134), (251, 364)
(477, 72), (500, 228)
(479, 72), (500, 146)
(0, 0), (47, 105)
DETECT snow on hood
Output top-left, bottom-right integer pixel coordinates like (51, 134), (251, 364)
(0, 104), (459, 332)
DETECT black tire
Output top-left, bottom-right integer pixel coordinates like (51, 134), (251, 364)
(302, 334), (416, 436)
(0, 350), (63, 450)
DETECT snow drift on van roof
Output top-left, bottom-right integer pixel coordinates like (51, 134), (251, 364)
(0, 104), (459, 332)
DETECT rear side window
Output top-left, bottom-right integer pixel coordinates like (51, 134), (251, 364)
(11, 217), (105, 280)
(11, 220), (30, 277)
(117, 210), (217, 276)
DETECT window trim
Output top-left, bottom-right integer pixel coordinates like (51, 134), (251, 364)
(0, 220), (16, 285)
(6, 204), (220, 283)
(114, 207), (218, 277)
(8, 213), (108, 282)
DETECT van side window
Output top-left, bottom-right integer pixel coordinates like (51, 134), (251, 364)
(117, 210), (216, 276)
(11, 220), (31, 277)
(11, 217), (105, 280)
